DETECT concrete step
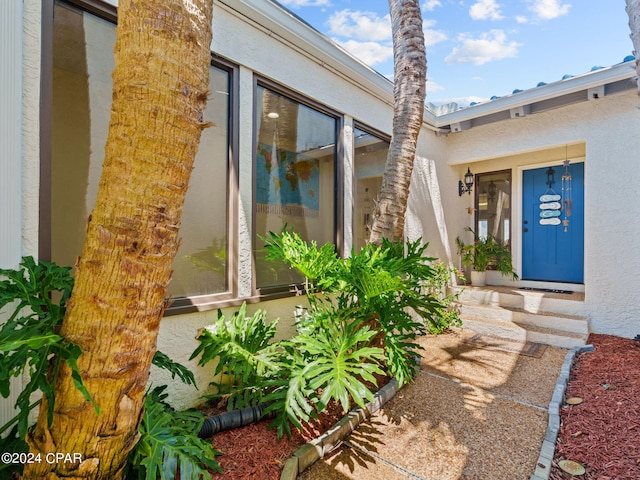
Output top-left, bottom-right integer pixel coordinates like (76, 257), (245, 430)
(451, 286), (590, 349)
(451, 285), (586, 317)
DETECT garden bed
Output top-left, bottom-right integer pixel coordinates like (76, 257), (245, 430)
(550, 334), (640, 479)
(203, 402), (345, 480)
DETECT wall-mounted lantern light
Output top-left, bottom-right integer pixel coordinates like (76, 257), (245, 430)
(458, 167), (474, 196)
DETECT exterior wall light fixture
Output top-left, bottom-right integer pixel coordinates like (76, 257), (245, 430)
(458, 167), (474, 196)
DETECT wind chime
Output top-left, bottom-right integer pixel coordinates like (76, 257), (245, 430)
(561, 158), (573, 232)
(539, 149), (573, 232)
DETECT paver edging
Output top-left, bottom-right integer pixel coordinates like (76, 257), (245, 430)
(531, 344), (594, 480)
(279, 377), (399, 480)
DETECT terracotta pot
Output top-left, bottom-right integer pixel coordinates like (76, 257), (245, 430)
(470, 270), (486, 286)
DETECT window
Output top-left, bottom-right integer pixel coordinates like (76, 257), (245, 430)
(253, 84), (339, 290)
(353, 126), (390, 252)
(475, 170), (511, 245)
(50, 1), (233, 300)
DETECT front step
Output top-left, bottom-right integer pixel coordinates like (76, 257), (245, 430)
(452, 286), (589, 349)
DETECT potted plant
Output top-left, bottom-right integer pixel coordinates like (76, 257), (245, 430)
(456, 228), (518, 286)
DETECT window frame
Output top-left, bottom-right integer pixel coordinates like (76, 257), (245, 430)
(43, 0), (240, 316)
(474, 168), (513, 248)
(251, 76), (344, 297)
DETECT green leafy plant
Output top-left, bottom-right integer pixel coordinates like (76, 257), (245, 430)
(125, 386), (222, 480)
(191, 303), (281, 410)
(152, 351), (197, 388)
(262, 303), (385, 439)
(456, 227), (518, 279)
(193, 230), (451, 438)
(0, 257), (97, 478)
(264, 230), (443, 386)
(0, 257), (97, 440)
(0, 257), (222, 480)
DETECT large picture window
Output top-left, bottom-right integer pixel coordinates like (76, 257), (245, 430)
(50, 1), (232, 300)
(254, 84), (338, 289)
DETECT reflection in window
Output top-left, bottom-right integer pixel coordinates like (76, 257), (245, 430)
(353, 127), (389, 252)
(254, 85), (337, 289)
(476, 170), (511, 245)
(51, 1), (230, 298)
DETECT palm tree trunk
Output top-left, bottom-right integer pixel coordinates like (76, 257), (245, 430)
(23, 0), (213, 478)
(369, 0), (427, 245)
(626, 0), (640, 93)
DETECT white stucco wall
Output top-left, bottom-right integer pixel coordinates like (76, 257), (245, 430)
(407, 89), (640, 338)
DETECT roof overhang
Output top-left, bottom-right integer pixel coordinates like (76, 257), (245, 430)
(432, 62), (637, 133)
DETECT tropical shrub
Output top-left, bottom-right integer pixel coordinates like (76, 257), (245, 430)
(0, 257), (95, 468)
(193, 230), (454, 438)
(0, 257), (221, 479)
(124, 386), (222, 480)
(191, 303), (281, 410)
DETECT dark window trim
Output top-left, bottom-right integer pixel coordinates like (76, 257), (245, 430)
(45, 0), (240, 316)
(63, 0), (117, 23)
(474, 168), (513, 249)
(251, 76), (344, 296)
(353, 122), (391, 144)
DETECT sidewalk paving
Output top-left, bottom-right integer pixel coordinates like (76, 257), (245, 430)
(299, 328), (567, 480)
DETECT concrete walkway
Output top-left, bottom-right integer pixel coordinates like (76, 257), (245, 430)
(299, 328), (567, 480)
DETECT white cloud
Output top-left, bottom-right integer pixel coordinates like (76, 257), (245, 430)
(515, 15), (529, 24)
(422, 0), (442, 12)
(445, 30), (521, 65)
(426, 79), (445, 93)
(326, 9), (446, 68)
(528, 0), (571, 20)
(277, 0), (331, 7)
(423, 19), (448, 47)
(327, 9), (391, 42)
(334, 39), (394, 66)
(469, 0), (504, 21)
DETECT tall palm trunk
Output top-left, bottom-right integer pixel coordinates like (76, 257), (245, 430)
(23, 1), (213, 478)
(626, 0), (640, 93)
(369, 0), (427, 245)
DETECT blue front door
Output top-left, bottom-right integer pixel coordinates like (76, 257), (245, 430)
(522, 163), (584, 283)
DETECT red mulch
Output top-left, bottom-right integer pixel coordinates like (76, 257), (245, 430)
(202, 401), (345, 480)
(550, 333), (640, 480)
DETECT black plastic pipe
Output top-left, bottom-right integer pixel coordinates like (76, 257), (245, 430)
(198, 403), (276, 438)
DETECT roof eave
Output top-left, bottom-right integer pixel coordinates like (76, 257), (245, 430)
(433, 62), (636, 128)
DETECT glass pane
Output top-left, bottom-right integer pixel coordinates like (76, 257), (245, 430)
(476, 171), (511, 245)
(51, 2), (230, 297)
(170, 67), (230, 297)
(254, 86), (337, 288)
(51, 3), (115, 268)
(353, 128), (389, 252)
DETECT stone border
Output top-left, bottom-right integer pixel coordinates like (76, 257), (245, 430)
(530, 344), (595, 480)
(279, 378), (399, 480)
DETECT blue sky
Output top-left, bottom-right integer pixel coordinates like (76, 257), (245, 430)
(276, 0), (634, 107)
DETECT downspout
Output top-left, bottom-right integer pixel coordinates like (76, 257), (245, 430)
(198, 403), (276, 438)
